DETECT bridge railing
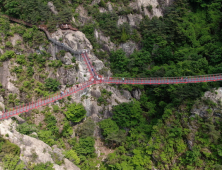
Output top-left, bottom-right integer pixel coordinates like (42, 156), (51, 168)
(0, 81), (94, 120)
(101, 74), (222, 84)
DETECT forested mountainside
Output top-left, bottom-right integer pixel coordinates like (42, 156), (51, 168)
(0, 0), (222, 169)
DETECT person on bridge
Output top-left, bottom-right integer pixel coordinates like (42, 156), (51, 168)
(60, 91), (64, 96)
(122, 78), (125, 82)
(185, 77), (188, 81)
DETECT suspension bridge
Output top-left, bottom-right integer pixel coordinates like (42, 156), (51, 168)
(0, 15), (222, 120)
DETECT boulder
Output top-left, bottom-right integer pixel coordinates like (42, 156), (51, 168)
(0, 96), (4, 103)
(91, 90), (101, 98)
(13, 115), (25, 124)
(48, 1), (58, 14)
(93, 60), (104, 71)
(117, 14), (143, 27)
(63, 158), (80, 170)
(122, 90), (132, 100)
(91, 0), (101, 5)
(60, 52), (72, 65)
(107, 2), (113, 11)
(132, 89), (142, 100)
(119, 41), (139, 56)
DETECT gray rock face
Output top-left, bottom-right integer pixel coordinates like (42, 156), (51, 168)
(117, 14), (143, 27)
(132, 89), (142, 100)
(91, 0), (101, 5)
(187, 139), (193, 150)
(51, 30), (92, 52)
(57, 67), (78, 85)
(190, 88), (222, 118)
(0, 102), (5, 114)
(129, 0), (163, 18)
(122, 90), (132, 100)
(71, 84), (132, 122)
(0, 96), (3, 103)
(94, 29), (116, 52)
(119, 41), (139, 56)
(204, 87), (222, 103)
(107, 2), (113, 11)
(99, 7), (107, 13)
(48, 1), (58, 14)
(49, 29), (105, 84)
(10, 34), (23, 46)
(75, 5), (92, 26)
(13, 115), (25, 124)
(93, 60), (104, 72)
(0, 61), (19, 94)
(0, 119), (79, 170)
(91, 89), (101, 98)
(117, 16), (128, 25)
(60, 53), (73, 65)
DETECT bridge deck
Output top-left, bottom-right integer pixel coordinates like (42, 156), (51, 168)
(1, 14), (222, 120)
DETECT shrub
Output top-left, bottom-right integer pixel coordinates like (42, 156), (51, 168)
(44, 78), (60, 92)
(5, 41), (13, 48)
(64, 103), (86, 123)
(0, 137), (20, 158)
(27, 66), (34, 76)
(16, 123), (37, 135)
(147, 5), (153, 13)
(71, 57), (76, 63)
(44, 113), (59, 135)
(52, 105), (60, 113)
(38, 130), (56, 146)
(64, 149), (80, 165)
(23, 81), (31, 89)
(61, 121), (73, 137)
(32, 162), (54, 170)
(16, 55), (26, 65)
(2, 154), (25, 170)
(0, 51), (16, 62)
(12, 65), (23, 74)
(48, 60), (62, 68)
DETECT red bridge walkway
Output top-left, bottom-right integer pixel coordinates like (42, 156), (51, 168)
(1, 51), (222, 120)
(2, 15), (221, 120)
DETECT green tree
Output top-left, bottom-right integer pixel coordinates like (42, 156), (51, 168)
(112, 100), (143, 128)
(75, 137), (95, 157)
(110, 49), (129, 74)
(76, 118), (95, 138)
(99, 119), (119, 137)
(44, 78), (60, 92)
(106, 130), (126, 145)
(64, 103), (86, 123)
